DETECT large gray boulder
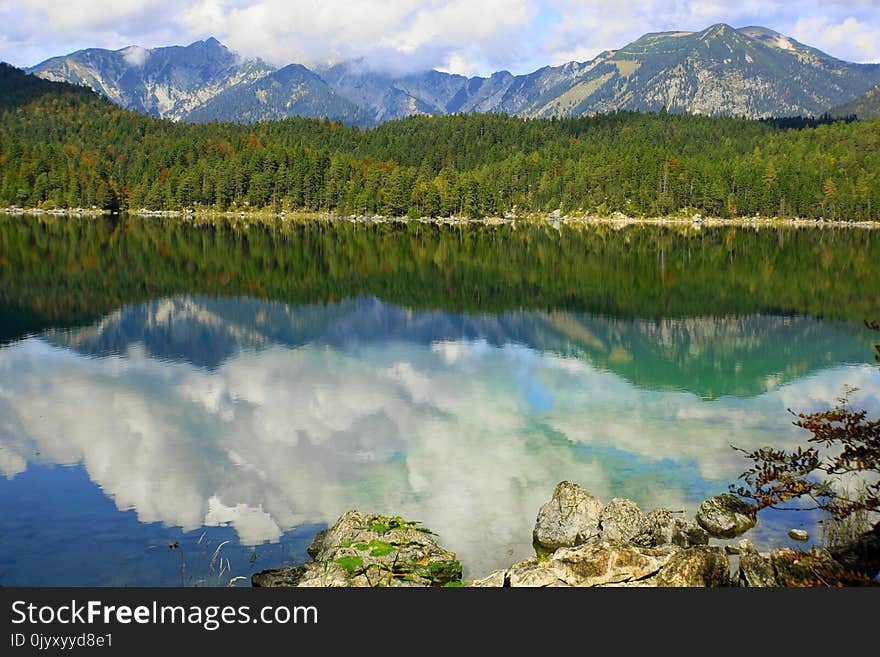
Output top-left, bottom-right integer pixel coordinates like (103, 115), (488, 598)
(696, 493), (757, 538)
(635, 508), (709, 548)
(532, 481), (604, 551)
(253, 510), (462, 587)
(599, 498), (649, 544)
(652, 546), (730, 587)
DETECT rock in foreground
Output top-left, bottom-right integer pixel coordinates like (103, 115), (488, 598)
(253, 511), (462, 587)
(828, 521), (880, 578)
(253, 484), (873, 588)
(653, 546), (730, 587)
(506, 542), (678, 587)
(636, 508), (709, 549)
(533, 481), (604, 551)
(512, 482), (729, 586)
(532, 482), (708, 551)
(737, 546), (849, 587)
(599, 498), (649, 544)
(696, 493), (757, 538)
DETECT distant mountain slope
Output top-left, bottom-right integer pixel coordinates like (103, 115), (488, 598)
(329, 23), (880, 122)
(27, 25), (880, 125)
(320, 24), (880, 122)
(538, 26), (815, 116)
(586, 25), (880, 118)
(184, 64), (372, 126)
(831, 82), (880, 119)
(28, 37), (274, 121)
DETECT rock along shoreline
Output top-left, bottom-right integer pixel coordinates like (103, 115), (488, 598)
(3, 206), (878, 230)
(253, 481), (880, 588)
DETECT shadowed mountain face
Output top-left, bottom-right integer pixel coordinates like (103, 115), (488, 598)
(28, 24), (880, 125)
(832, 82), (880, 120)
(42, 296), (878, 399)
(184, 63), (372, 126)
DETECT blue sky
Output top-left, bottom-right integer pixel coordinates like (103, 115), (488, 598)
(2, 1), (879, 76)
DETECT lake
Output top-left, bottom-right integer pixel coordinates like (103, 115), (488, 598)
(1, 215), (878, 584)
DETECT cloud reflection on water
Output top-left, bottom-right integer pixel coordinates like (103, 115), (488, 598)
(1, 306), (877, 576)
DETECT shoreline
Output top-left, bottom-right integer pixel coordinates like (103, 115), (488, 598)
(2, 206), (878, 230)
(252, 485), (880, 588)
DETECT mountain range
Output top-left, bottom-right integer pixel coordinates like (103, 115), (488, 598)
(25, 24), (880, 126)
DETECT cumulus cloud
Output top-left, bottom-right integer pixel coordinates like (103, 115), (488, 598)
(122, 45), (150, 67)
(1, 1), (877, 75)
(210, 0), (539, 75)
(789, 15), (880, 63)
(2, 332), (876, 576)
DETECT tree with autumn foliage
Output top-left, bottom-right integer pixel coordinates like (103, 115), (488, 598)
(731, 321), (879, 536)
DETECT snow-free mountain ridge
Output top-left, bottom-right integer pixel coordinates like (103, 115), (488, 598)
(27, 25), (880, 126)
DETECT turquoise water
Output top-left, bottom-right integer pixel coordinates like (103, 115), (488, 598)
(1, 295), (877, 583)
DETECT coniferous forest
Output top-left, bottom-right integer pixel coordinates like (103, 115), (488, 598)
(1, 63), (879, 220)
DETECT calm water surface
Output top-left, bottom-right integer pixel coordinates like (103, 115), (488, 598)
(1, 217), (878, 584)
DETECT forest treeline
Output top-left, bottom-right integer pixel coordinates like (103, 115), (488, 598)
(1, 63), (879, 220)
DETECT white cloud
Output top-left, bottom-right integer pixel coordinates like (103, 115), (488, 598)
(25, 0), (154, 31)
(211, 0), (535, 74)
(396, 0), (529, 51)
(789, 16), (880, 63)
(122, 45), (149, 67)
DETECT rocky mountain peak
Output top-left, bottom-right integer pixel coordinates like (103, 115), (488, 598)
(706, 22), (735, 34)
